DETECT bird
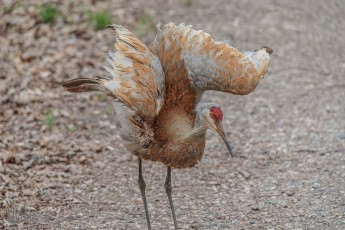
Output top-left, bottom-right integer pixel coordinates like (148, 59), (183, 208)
(62, 22), (272, 229)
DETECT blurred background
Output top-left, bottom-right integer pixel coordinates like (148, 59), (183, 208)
(0, 0), (344, 229)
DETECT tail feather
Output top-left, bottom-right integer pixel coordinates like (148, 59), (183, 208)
(62, 24), (165, 119)
(62, 78), (109, 94)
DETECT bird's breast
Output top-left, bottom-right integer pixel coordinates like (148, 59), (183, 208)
(146, 131), (206, 168)
(142, 108), (205, 168)
(154, 109), (194, 142)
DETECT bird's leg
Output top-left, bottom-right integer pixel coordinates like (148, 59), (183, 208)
(165, 166), (178, 229)
(138, 158), (151, 230)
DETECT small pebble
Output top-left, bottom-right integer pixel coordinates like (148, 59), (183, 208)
(79, 156), (87, 164)
(286, 191), (295, 196)
(251, 205), (260, 211)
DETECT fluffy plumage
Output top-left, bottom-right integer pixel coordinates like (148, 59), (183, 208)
(62, 22), (272, 168)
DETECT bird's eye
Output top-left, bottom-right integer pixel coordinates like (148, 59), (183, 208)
(210, 113), (215, 118)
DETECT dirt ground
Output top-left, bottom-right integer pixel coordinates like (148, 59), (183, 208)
(1, 0), (344, 229)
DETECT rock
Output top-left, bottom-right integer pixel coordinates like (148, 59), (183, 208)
(79, 156), (87, 164)
(251, 205), (260, 211)
(1, 150), (15, 164)
(238, 169), (251, 180)
(93, 161), (105, 168)
(286, 191), (295, 196)
(0, 161), (4, 173)
(21, 47), (41, 61)
(23, 155), (38, 170)
(106, 146), (114, 151)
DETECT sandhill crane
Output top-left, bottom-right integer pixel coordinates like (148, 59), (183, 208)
(62, 22), (272, 229)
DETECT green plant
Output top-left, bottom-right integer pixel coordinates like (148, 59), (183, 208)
(133, 14), (154, 37)
(87, 10), (112, 30)
(179, 0), (196, 6)
(67, 124), (76, 132)
(44, 110), (55, 130)
(15, 2), (24, 9)
(97, 93), (107, 102)
(39, 5), (58, 23)
(3, 2), (24, 14)
(106, 106), (114, 117)
(3, 6), (11, 14)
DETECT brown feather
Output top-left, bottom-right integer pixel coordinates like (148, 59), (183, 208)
(61, 78), (101, 88)
(62, 78), (103, 93)
(63, 23), (272, 169)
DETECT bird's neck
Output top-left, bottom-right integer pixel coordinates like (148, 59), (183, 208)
(187, 115), (208, 140)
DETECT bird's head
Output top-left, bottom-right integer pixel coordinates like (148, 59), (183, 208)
(243, 46), (273, 78)
(197, 103), (233, 157)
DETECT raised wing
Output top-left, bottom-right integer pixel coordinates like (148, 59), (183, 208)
(150, 23), (272, 109)
(150, 23), (197, 115)
(103, 25), (165, 118)
(63, 25), (165, 119)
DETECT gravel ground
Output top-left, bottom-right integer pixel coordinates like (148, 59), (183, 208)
(1, 0), (344, 229)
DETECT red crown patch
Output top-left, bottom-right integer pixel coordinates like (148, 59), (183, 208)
(210, 107), (223, 122)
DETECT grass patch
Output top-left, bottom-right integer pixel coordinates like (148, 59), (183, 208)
(44, 110), (55, 130)
(15, 2), (24, 9)
(106, 106), (114, 117)
(97, 93), (107, 102)
(179, 0), (196, 6)
(39, 5), (58, 23)
(3, 2), (25, 14)
(67, 124), (76, 132)
(87, 10), (112, 30)
(3, 6), (11, 14)
(133, 14), (154, 37)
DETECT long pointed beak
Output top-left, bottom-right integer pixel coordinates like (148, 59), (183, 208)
(215, 122), (233, 157)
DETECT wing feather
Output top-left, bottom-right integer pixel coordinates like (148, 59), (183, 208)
(62, 25), (165, 158)
(102, 25), (165, 119)
(150, 23), (272, 110)
(150, 23), (198, 115)
(63, 25), (165, 119)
